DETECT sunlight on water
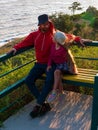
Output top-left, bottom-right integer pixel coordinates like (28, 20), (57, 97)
(0, 0), (98, 46)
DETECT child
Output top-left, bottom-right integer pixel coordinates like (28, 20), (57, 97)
(58, 31), (92, 48)
(47, 31), (92, 102)
(47, 31), (72, 102)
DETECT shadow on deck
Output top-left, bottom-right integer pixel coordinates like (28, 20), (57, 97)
(1, 91), (93, 130)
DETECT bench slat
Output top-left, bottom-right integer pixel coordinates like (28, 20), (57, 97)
(62, 68), (97, 85)
(63, 75), (94, 84)
(78, 68), (98, 73)
(41, 68), (96, 86)
(78, 72), (97, 76)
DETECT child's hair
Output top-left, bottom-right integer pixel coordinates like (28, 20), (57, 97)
(54, 31), (66, 45)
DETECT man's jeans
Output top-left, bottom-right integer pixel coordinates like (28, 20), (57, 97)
(25, 62), (55, 105)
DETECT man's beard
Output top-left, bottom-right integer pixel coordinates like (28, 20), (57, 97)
(41, 29), (49, 32)
(41, 28), (49, 32)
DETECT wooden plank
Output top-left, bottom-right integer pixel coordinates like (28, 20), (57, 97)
(78, 68), (98, 73)
(63, 75), (94, 84)
(62, 68), (98, 85)
(0, 91), (92, 130)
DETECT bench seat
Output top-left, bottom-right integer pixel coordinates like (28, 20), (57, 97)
(62, 68), (98, 86)
(2, 68), (97, 99)
(41, 68), (98, 88)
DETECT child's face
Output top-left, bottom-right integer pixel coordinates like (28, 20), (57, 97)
(53, 38), (61, 46)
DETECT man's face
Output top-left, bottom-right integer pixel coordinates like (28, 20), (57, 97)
(39, 21), (50, 32)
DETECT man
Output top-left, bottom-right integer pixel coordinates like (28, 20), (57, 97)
(8, 14), (56, 118)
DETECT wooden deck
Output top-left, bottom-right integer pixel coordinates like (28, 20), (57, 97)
(1, 91), (94, 130)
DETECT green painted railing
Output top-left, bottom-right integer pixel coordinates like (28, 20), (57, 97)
(0, 41), (98, 130)
(0, 41), (98, 112)
(0, 47), (35, 113)
(0, 46), (33, 62)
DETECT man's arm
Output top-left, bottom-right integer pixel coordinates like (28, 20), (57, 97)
(7, 32), (34, 55)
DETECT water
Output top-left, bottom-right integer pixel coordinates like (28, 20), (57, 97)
(0, 0), (98, 47)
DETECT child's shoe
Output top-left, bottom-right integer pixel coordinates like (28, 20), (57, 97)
(47, 90), (57, 103)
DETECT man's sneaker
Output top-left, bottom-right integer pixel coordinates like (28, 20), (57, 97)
(30, 103), (51, 118)
(30, 105), (41, 118)
(39, 103), (51, 116)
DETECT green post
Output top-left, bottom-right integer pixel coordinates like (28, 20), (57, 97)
(91, 74), (98, 130)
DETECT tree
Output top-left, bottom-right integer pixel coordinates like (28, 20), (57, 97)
(50, 13), (74, 32)
(86, 6), (98, 16)
(93, 17), (98, 30)
(68, 2), (82, 15)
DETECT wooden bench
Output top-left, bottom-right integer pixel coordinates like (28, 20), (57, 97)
(0, 42), (98, 130)
(63, 68), (98, 87)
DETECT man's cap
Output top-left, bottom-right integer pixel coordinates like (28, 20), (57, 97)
(38, 14), (49, 26)
(54, 31), (66, 45)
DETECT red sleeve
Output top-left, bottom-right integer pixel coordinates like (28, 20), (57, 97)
(14, 32), (34, 50)
(47, 45), (54, 66)
(74, 36), (81, 42)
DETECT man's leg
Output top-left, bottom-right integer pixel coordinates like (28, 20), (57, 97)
(25, 63), (48, 118)
(25, 63), (46, 99)
(32, 66), (55, 116)
(37, 65), (55, 105)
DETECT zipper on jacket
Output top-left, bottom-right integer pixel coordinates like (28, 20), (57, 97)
(34, 33), (41, 46)
(41, 34), (45, 51)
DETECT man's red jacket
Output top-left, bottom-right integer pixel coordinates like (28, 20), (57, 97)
(14, 22), (55, 64)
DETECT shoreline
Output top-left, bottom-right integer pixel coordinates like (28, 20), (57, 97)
(0, 33), (29, 47)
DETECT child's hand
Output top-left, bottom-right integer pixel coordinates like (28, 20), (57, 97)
(47, 66), (52, 71)
(74, 36), (85, 47)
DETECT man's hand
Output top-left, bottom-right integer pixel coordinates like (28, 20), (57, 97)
(79, 39), (85, 47)
(7, 48), (17, 55)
